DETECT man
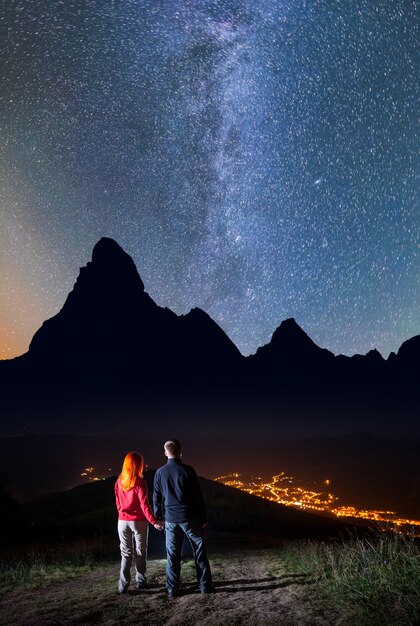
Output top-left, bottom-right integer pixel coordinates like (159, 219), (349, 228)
(153, 439), (213, 598)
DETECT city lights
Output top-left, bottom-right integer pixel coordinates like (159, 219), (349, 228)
(214, 472), (420, 531)
(80, 467), (111, 482)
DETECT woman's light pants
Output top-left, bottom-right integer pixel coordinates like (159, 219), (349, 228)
(117, 520), (148, 591)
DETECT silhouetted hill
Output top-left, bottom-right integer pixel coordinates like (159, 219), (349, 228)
(1, 432), (419, 521)
(0, 433), (159, 501)
(0, 238), (418, 436)
(20, 470), (361, 547)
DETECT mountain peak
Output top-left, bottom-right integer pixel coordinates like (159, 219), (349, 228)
(92, 237), (125, 261)
(89, 237), (145, 291)
(271, 318), (315, 346)
(251, 316), (334, 367)
(277, 317), (302, 331)
(27, 238), (149, 357)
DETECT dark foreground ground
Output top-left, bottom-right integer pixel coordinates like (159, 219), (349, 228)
(0, 547), (328, 626)
(2, 531), (419, 625)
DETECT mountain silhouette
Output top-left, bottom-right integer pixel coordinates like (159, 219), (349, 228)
(0, 237), (418, 433)
(7, 238), (242, 387)
(248, 317), (335, 384)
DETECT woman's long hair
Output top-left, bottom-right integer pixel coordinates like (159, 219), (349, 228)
(119, 452), (144, 491)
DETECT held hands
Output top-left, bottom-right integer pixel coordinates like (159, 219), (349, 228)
(154, 521), (164, 531)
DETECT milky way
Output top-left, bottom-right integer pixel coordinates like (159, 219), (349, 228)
(0, 0), (418, 358)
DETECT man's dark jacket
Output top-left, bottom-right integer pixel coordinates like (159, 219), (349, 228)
(153, 458), (207, 523)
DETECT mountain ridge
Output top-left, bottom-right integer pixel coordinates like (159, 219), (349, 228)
(0, 237), (417, 438)
(2, 237), (417, 366)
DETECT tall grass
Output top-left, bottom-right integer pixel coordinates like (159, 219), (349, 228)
(0, 537), (117, 591)
(283, 531), (420, 625)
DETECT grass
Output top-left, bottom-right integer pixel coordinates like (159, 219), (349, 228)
(2, 530), (420, 625)
(278, 531), (420, 625)
(0, 536), (117, 593)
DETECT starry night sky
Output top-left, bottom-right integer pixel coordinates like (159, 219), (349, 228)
(0, 0), (418, 360)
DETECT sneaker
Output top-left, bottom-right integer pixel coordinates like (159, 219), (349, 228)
(118, 584), (129, 594)
(167, 589), (180, 599)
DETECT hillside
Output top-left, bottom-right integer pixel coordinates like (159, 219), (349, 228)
(18, 470), (357, 548)
(2, 461), (418, 626)
(0, 470), (363, 625)
(1, 432), (419, 521)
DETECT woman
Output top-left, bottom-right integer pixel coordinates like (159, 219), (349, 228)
(115, 451), (163, 593)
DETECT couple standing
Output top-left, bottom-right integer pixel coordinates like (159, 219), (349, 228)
(114, 439), (213, 597)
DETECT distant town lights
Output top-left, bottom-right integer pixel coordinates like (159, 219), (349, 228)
(80, 466), (113, 482)
(214, 472), (420, 533)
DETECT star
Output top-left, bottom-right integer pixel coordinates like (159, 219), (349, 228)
(0, 0), (418, 361)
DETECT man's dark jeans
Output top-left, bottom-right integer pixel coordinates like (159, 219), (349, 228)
(165, 518), (212, 593)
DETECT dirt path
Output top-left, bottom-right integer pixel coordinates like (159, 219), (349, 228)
(0, 549), (330, 626)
